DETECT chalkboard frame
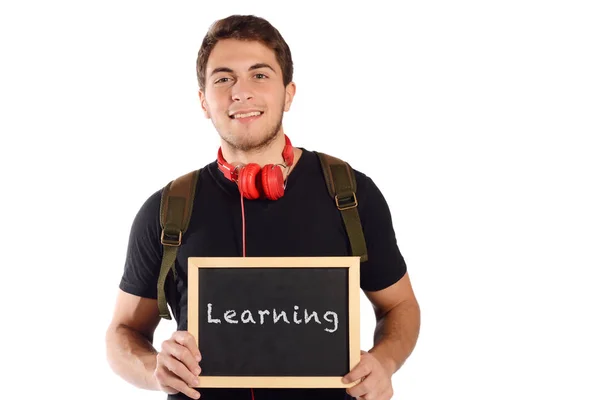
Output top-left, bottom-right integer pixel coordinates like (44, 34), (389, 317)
(188, 256), (361, 388)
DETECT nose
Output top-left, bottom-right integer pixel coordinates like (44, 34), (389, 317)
(231, 79), (254, 102)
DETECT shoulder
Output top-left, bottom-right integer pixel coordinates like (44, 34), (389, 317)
(128, 187), (163, 239)
(314, 150), (394, 227)
(131, 166), (209, 230)
(308, 149), (380, 197)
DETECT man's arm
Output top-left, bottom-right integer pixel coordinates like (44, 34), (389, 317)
(105, 289), (162, 390)
(106, 290), (203, 399)
(365, 271), (421, 375)
(343, 272), (420, 399)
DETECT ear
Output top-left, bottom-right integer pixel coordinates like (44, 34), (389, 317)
(283, 82), (296, 112)
(198, 90), (211, 119)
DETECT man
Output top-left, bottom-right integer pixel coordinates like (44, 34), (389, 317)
(106, 14), (420, 400)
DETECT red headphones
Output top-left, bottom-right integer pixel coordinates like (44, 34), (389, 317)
(217, 135), (295, 200)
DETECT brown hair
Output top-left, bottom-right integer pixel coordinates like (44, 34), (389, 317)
(196, 15), (294, 92)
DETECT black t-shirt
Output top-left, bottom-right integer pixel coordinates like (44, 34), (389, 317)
(119, 149), (407, 400)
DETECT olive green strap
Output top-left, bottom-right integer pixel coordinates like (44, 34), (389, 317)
(157, 169), (200, 320)
(157, 246), (178, 319)
(316, 153), (368, 262)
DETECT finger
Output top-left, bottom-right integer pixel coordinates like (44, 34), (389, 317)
(158, 350), (201, 388)
(343, 358), (373, 384)
(162, 340), (202, 379)
(156, 381), (178, 396)
(156, 367), (201, 399)
(346, 375), (377, 399)
(173, 331), (202, 362)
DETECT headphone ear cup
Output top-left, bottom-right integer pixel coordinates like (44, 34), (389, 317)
(237, 163), (262, 200)
(261, 164), (285, 200)
(282, 143), (294, 166)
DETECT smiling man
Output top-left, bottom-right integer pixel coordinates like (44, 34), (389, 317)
(199, 33), (298, 169)
(106, 14), (420, 400)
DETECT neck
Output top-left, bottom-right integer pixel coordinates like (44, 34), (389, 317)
(221, 133), (291, 168)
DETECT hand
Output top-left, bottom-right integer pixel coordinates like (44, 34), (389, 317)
(343, 351), (394, 400)
(154, 331), (202, 399)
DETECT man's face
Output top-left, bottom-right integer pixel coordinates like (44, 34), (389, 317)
(199, 39), (296, 152)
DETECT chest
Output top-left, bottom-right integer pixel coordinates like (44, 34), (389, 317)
(177, 192), (351, 261)
(169, 183), (352, 329)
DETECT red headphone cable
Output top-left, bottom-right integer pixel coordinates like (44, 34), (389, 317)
(240, 191), (255, 400)
(240, 191), (247, 257)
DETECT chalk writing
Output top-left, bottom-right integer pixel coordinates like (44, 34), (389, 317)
(207, 303), (339, 333)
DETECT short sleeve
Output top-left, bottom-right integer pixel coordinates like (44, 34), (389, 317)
(356, 174), (407, 292)
(119, 189), (164, 299)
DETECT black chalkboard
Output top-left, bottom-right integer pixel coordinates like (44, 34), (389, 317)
(187, 257), (361, 388)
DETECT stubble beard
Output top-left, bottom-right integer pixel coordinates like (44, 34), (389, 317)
(221, 107), (284, 152)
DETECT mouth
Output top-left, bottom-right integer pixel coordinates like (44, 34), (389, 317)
(229, 111), (264, 123)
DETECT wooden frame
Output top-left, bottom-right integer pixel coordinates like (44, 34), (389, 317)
(188, 256), (361, 388)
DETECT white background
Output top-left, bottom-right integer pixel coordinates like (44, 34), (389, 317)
(1, 0), (599, 399)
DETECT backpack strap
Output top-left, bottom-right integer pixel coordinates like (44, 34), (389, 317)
(316, 152), (368, 262)
(157, 169), (201, 320)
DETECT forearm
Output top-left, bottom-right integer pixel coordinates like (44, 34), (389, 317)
(368, 300), (421, 376)
(106, 324), (160, 391)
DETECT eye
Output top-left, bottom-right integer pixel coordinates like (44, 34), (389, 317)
(254, 73), (268, 79)
(214, 77), (231, 84)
